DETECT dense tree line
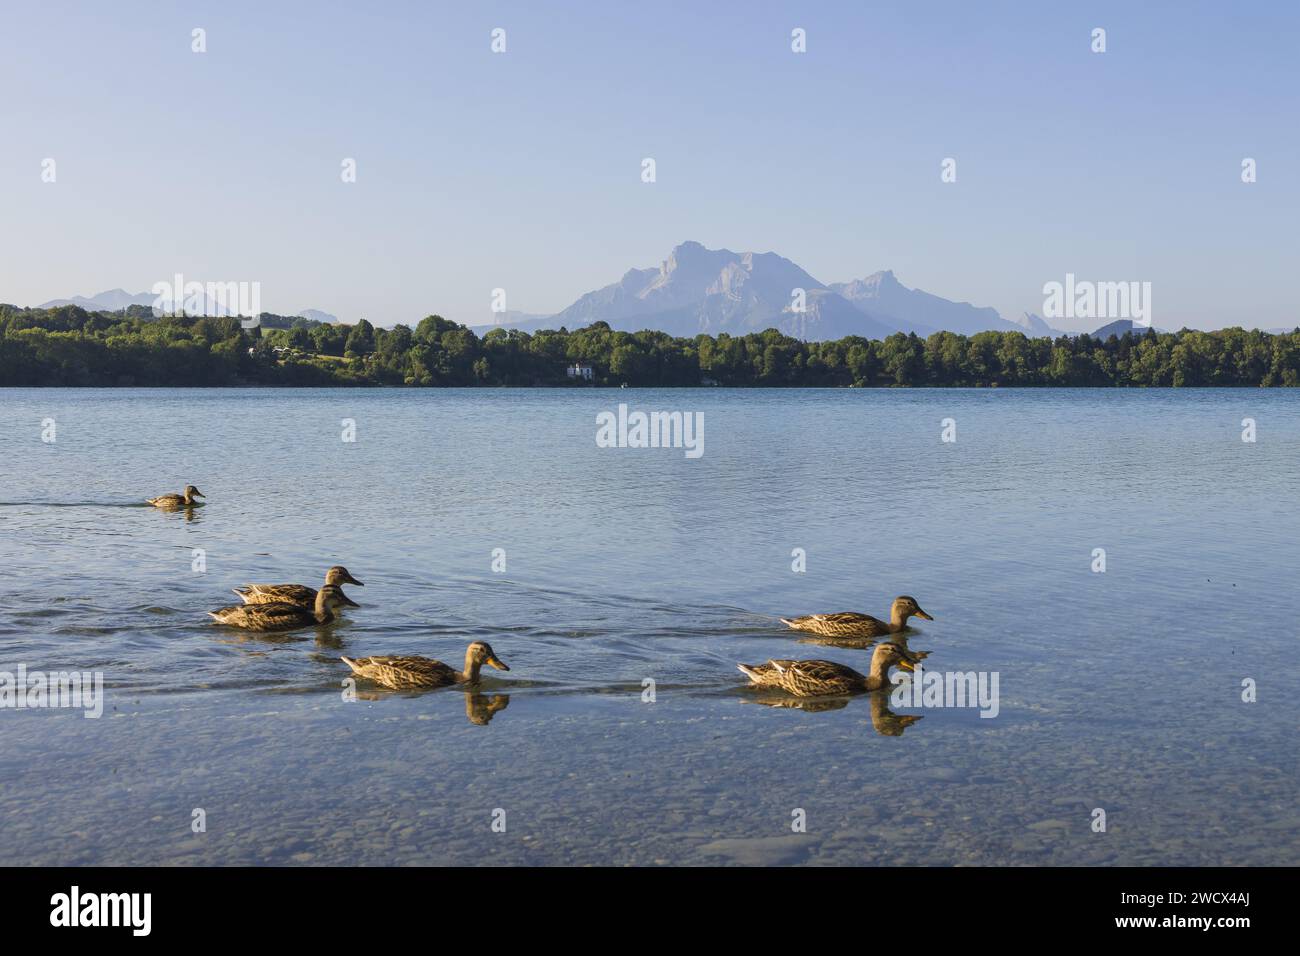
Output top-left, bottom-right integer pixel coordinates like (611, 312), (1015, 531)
(2, 303), (1299, 387)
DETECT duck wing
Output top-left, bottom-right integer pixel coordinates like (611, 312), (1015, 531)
(235, 583), (316, 606)
(343, 656), (458, 689)
(208, 601), (313, 631)
(781, 612), (888, 637)
(771, 659), (866, 696)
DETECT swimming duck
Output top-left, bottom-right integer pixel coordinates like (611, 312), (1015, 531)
(738, 642), (916, 697)
(341, 641), (509, 690)
(780, 595), (932, 639)
(208, 584), (357, 631)
(233, 565), (364, 607)
(147, 485), (205, 508)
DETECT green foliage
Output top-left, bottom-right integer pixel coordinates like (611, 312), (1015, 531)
(0, 303), (1296, 388)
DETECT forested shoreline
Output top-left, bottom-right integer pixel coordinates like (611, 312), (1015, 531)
(2, 303), (1299, 387)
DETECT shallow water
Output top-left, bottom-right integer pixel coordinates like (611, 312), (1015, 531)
(0, 387), (1296, 865)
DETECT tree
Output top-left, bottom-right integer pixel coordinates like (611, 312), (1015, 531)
(344, 319), (376, 357)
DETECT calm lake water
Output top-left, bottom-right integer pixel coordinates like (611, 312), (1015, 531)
(0, 387), (1296, 865)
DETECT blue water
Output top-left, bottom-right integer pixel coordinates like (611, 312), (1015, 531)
(0, 388), (1296, 865)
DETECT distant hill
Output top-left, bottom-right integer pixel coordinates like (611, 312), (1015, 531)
(34, 290), (339, 325)
(828, 269), (1034, 337)
(38, 289), (157, 311)
(542, 241), (899, 340)
(1088, 318), (1164, 339)
(31, 270), (1278, 342)
(475, 311), (558, 333)
(1011, 312), (1061, 337)
(470, 242), (1057, 341)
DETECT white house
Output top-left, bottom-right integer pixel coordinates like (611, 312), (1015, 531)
(566, 363), (594, 380)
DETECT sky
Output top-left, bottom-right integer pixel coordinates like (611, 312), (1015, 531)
(1, 0), (1297, 331)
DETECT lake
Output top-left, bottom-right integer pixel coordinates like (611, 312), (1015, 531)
(0, 387), (1296, 865)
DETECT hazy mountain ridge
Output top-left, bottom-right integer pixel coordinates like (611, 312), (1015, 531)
(828, 269), (1032, 337)
(545, 242), (900, 339)
(1012, 312), (1058, 336)
(35, 289), (338, 325)
(474, 242), (1064, 341)
(45, 250), (1261, 341)
(38, 289), (157, 311)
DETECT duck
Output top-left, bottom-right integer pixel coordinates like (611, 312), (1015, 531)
(780, 595), (932, 639)
(208, 584), (357, 631)
(232, 565), (364, 607)
(146, 485), (205, 508)
(341, 641), (509, 690)
(738, 642), (916, 697)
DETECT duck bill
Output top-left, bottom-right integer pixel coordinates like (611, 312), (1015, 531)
(192, 490), (206, 498)
(343, 574), (364, 586)
(897, 658), (916, 672)
(486, 656), (510, 672)
(913, 609), (933, 621)
(341, 595), (361, 608)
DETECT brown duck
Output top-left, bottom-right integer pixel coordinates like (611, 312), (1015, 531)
(780, 595), (932, 639)
(146, 485), (205, 508)
(233, 565), (364, 607)
(738, 643), (916, 697)
(341, 641), (510, 690)
(208, 584), (358, 631)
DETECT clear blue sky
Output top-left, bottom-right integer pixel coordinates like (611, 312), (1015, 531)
(2, 0), (1296, 330)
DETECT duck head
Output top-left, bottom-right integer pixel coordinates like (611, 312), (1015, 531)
(325, 565), (364, 587)
(467, 641), (510, 672)
(873, 641), (919, 674)
(317, 584), (361, 613)
(184, 485), (205, 502)
(892, 595), (933, 625)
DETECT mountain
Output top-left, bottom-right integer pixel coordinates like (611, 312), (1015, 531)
(38, 289), (157, 311)
(33, 291), (339, 324)
(1011, 312), (1061, 337)
(547, 241), (900, 340)
(476, 242), (1047, 342)
(1089, 318), (1142, 340)
(37, 287), (238, 315)
(476, 310), (558, 333)
(829, 270), (1032, 337)
(484, 242), (899, 340)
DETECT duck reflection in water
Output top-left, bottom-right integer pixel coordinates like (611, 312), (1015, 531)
(349, 687), (511, 725)
(150, 504), (203, 524)
(744, 690), (923, 736)
(796, 631), (931, 662)
(464, 691), (510, 725)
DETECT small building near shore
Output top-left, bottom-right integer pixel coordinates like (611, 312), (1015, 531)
(566, 363), (594, 381)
